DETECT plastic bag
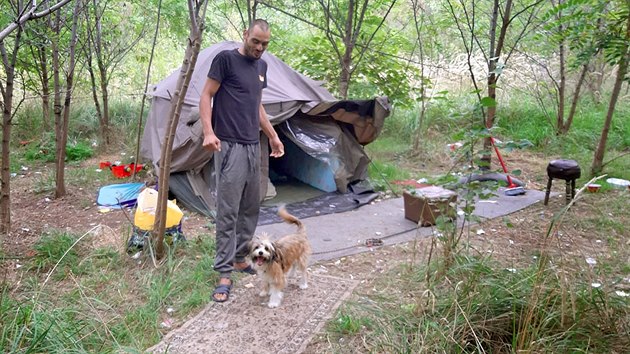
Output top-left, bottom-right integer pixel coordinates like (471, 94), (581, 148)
(133, 188), (183, 230)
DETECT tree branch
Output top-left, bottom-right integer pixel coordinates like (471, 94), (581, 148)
(0, 0), (72, 42)
(351, 0), (397, 74)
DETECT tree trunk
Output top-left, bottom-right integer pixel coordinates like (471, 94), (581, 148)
(561, 63), (588, 134)
(98, 62), (110, 145)
(481, 73), (497, 169)
(591, 14), (630, 176)
(92, 0), (110, 146)
(39, 45), (51, 131)
(0, 37), (18, 234)
(54, 0), (81, 198)
(87, 60), (105, 144)
(338, 0), (355, 99)
(152, 0), (207, 258)
(556, 9), (566, 135)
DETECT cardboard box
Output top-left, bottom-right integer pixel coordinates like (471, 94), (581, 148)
(403, 186), (457, 226)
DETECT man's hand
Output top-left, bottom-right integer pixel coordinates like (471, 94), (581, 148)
(269, 136), (284, 158)
(203, 133), (221, 152)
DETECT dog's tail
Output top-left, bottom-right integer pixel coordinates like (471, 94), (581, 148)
(277, 207), (305, 234)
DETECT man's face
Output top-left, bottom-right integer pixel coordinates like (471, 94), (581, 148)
(243, 25), (270, 60)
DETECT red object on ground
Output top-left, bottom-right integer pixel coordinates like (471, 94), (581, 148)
(99, 161), (112, 169)
(490, 137), (518, 188)
(111, 163), (143, 178)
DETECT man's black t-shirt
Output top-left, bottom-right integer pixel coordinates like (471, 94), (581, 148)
(207, 49), (268, 144)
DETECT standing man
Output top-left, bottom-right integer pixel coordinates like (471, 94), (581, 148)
(199, 19), (284, 303)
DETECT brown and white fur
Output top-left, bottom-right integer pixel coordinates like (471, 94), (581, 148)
(247, 208), (311, 308)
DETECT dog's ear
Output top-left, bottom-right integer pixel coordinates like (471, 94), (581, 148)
(271, 242), (284, 266)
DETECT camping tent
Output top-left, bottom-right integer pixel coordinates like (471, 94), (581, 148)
(141, 41), (390, 217)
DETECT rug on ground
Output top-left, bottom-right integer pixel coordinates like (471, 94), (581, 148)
(147, 273), (358, 354)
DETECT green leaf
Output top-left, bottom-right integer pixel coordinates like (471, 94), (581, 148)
(480, 97), (497, 107)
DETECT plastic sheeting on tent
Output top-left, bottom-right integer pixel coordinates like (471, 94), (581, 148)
(141, 41), (390, 217)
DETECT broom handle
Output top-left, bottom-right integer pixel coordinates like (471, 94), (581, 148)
(490, 137), (515, 186)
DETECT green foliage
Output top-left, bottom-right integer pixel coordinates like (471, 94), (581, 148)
(330, 312), (371, 335)
(31, 232), (79, 276)
(23, 140), (93, 163)
(326, 255), (630, 353)
(1, 232), (218, 352)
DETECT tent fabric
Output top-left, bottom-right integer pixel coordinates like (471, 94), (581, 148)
(141, 41), (390, 217)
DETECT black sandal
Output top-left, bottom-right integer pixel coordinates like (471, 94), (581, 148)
(212, 282), (232, 303)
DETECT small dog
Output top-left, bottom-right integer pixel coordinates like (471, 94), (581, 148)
(247, 207), (311, 308)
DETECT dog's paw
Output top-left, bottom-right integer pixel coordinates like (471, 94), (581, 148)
(299, 283), (308, 290)
(267, 301), (280, 308)
(259, 290), (268, 297)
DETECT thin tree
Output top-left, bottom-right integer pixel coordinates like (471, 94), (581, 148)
(591, 3), (630, 175)
(152, 0), (209, 259)
(0, 0), (72, 235)
(52, 0), (82, 198)
(83, 0), (146, 147)
(133, 0), (163, 179)
(258, 0), (397, 99)
(444, 0), (544, 169)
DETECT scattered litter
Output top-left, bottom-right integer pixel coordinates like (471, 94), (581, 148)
(315, 211), (320, 215)
(446, 142), (463, 151)
(585, 257), (597, 266)
(374, 231), (382, 236)
(591, 282), (602, 288)
(506, 268), (517, 273)
(89, 223), (96, 226)
(160, 319), (172, 329)
(131, 251), (142, 260)
(476, 229), (485, 235)
(417, 178), (428, 183)
(509, 240), (514, 245)
(21, 228), (30, 232)
(615, 291), (629, 297)
(457, 210), (465, 216)
(10, 173), (16, 177)
(596, 240), (602, 243)
(121, 152), (126, 156)
(21, 166), (28, 171)
(329, 204), (336, 208)
(95, 169), (102, 172)
(334, 260), (341, 265)
(44, 198), (51, 202)
(99, 207), (112, 213)
(606, 178), (630, 190)
(244, 283), (254, 289)
(166, 307), (175, 314)
(365, 238), (383, 247)
(15, 264), (22, 269)
(478, 200), (498, 204)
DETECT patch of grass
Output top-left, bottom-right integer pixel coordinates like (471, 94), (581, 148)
(1, 231), (218, 352)
(324, 255), (629, 353)
(23, 139), (94, 163)
(30, 231), (80, 276)
(330, 311), (371, 335)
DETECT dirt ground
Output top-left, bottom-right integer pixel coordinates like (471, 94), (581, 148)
(2, 150), (629, 352)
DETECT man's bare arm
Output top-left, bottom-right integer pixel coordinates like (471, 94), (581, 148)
(259, 103), (284, 157)
(199, 78), (222, 152)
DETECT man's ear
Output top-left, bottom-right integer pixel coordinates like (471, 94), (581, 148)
(242, 29), (248, 40)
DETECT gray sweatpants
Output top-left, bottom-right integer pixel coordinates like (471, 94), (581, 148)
(213, 141), (260, 279)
